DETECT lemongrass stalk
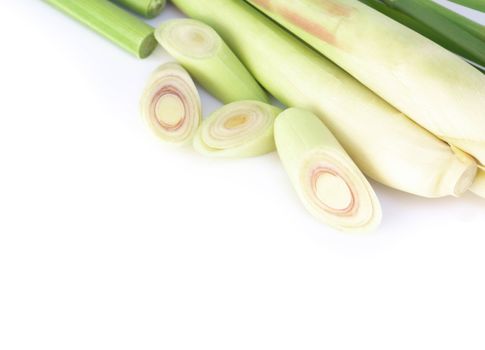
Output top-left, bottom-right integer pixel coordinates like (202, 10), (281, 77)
(172, 0), (477, 198)
(193, 101), (280, 157)
(275, 108), (381, 232)
(449, 0), (485, 12)
(248, 0), (485, 166)
(155, 19), (268, 104)
(140, 63), (201, 145)
(379, 0), (485, 67)
(430, 2), (485, 42)
(110, 0), (166, 18)
(45, 0), (157, 58)
(470, 168), (485, 198)
(358, 0), (485, 66)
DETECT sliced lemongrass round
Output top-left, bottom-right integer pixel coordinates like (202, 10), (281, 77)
(470, 166), (485, 199)
(155, 19), (268, 104)
(193, 101), (281, 158)
(275, 108), (382, 232)
(140, 62), (201, 145)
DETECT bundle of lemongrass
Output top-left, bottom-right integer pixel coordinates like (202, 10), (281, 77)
(46, 0), (485, 232)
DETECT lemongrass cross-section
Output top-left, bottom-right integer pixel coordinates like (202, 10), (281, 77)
(140, 63), (201, 145)
(155, 19), (268, 104)
(193, 100), (281, 157)
(275, 108), (382, 232)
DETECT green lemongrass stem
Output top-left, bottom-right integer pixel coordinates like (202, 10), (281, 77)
(380, 0), (485, 66)
(470, 167), (485, 198)
(275, 108), (382, 232)
(140, 63), (202, 145)
(359, 0), (454, 41)
(430, 2), (485, 42)
(193, 101), (280, 157)
(110, 0), (166, 18)
(365, 0), (485, 43)
(172, 0), (477, 198)
(449, 0), (485, 12)
(45, 0), (157, 58)
(358, 0), (484, 66)
(248, 0), (485, 166)
(155, 19), (268, 104)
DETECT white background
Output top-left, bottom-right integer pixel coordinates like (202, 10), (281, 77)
(1, 1), (484, 349)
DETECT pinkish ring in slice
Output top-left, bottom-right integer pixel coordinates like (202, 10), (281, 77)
(275, 108), (382, 232)
(140, 62), (201, 145)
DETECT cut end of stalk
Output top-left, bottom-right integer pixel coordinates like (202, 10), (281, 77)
(445, 146), (478, 197)
(141, 62), (201, 145)
(275, 108), (382, 232)
(155, 16), (269, 104)
(146, 0), (166, 18)
(470, 167), (485, 199)
(193, 101), (280, 157)
(138, 32), (158, 59)
(156, 19), (221, 59)
(299, 151), (382, 232)
(453, 163), (478, 197)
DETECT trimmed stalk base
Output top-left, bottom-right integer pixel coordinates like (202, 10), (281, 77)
(470, 168), (485, 199)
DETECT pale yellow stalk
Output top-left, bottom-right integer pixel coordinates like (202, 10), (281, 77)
(248, 0), (485, 167)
